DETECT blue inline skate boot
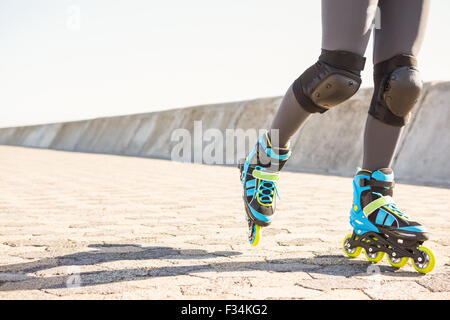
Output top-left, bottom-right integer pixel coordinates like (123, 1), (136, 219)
(343, 168), (435, 273)
(238, 131), (291, 246)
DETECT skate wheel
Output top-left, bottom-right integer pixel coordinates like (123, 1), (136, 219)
(249, 224), (261, 247)
(387, 254), (409, 269)
(412, 246), (435, 274)
(362, 236), (384, 263)
(364, 249), (385, 263)
(343, 233), (362, 258)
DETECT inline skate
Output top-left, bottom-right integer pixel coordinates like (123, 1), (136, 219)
(343, 168), (435, 273)
(238, 131), (291, 246)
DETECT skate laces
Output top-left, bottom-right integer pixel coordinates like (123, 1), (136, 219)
(387, 203), (409, 220)
(373, 192), (409, 220)
(256, 180), (280, 203)
(254, 166), (280, 204)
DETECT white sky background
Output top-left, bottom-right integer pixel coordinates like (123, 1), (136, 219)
(0, 0), (448, 128)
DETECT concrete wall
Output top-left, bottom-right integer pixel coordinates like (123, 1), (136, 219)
(1, 81), (449, 187)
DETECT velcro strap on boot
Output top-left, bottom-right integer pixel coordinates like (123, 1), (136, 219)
(252, 169), (280, 181)
(359, 179), (395, 188)
(363, 196), (395, 215)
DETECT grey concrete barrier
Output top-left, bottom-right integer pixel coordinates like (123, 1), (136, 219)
(0, 81), (449, 187)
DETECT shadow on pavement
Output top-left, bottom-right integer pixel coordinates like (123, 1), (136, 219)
(0, 244), (424, 291)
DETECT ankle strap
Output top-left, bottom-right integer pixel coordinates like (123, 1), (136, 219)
(359, 179), (395, 188)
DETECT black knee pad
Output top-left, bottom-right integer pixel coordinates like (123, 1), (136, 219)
(292, 49), (366, 113)
(369, 54), (423, 126)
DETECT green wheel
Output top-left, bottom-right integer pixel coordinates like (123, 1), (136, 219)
(249, 223), (261, 247)
(343, 233), (362, 258)
(364, 249), (385, 263)
(387, 254), (409, 268)
(412, 246), (436, 274)
(363, 236), (385, 263)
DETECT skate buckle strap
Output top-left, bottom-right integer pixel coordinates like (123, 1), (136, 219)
(359, 179), (395, 188)
(252, 169), (279, 181)
(258, 136), (291, 161)
(363, 196), (395, 215)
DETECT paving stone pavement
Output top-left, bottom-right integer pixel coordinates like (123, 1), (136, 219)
(0, 145), (449, 300)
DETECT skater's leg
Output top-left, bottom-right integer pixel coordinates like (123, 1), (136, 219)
(362, 0), (430, 171)
(321, 0), (378, 55)
(270, 0), (378, 148)
(373, 0), (430, 65)
(362, 115), (402, 170)
(269, 85), (311, 148)
(346, 0), (435, 274)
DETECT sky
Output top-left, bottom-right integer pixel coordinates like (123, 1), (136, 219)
(0, 0), (449, 128)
